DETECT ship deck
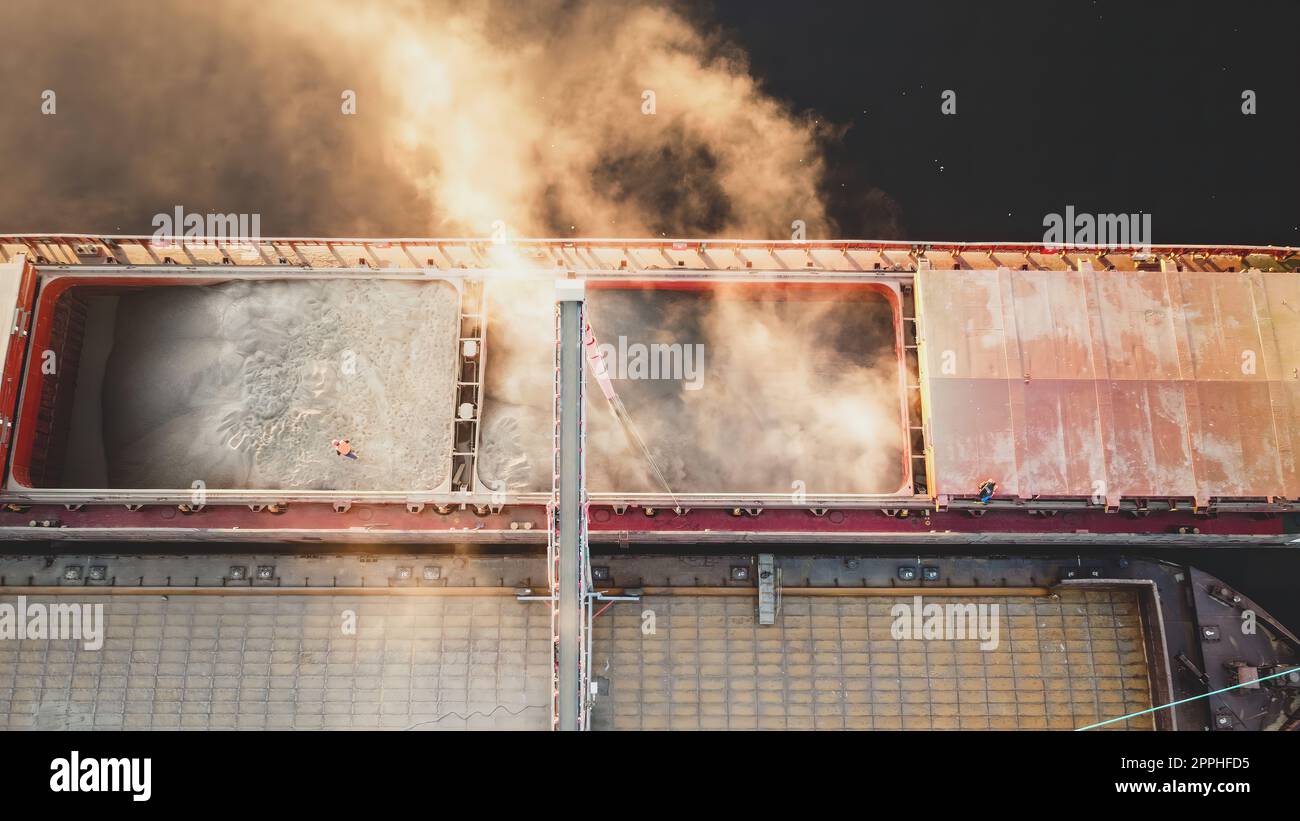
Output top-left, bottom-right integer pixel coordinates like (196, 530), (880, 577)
(0, 554), (1156, 731)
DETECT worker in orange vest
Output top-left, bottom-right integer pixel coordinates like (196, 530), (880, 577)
(332, 438), (359, 460)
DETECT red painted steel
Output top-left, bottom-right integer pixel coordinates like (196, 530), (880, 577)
(917, 267), (1300, 507)
(0, 502), (1281, 538)
(0, 256), (37, 482)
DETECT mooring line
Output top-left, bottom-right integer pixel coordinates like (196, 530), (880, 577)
(1076, 665), (1300, 730)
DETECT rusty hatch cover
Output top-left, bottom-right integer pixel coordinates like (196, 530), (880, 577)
(916, 266), (1300, 506)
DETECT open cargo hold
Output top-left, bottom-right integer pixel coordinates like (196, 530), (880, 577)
(476, 279), (911, 497)
(916, 267), (1300, 507)
(8, 274), (462, 492)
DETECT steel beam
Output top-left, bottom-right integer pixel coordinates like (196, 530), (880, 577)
(554, 279), (587, 730)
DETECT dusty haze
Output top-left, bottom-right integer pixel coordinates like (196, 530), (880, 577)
(1, 0), (832, 238)
(477, 283), (907, 496)
(4, 0), (911, 494)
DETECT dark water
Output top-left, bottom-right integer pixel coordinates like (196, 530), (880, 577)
(1156, 547), (1300, 635)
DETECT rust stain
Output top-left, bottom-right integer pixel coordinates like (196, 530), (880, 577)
(918, 268), (1300, 504)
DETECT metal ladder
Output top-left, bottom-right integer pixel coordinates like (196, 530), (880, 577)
(451, 278), (485, 494)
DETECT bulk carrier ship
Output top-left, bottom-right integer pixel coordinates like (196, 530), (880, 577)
(0, 233), (1296, 731)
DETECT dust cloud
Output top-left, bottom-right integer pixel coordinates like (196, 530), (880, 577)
(478, 283), (907, 495)
(0, 0), (832, 239)
(3, 1), (907, 494)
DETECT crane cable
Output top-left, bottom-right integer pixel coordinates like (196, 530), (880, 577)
(582, 319), (681, 513)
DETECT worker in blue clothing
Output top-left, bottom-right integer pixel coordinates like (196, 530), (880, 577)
(977, 478), (997, 504)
